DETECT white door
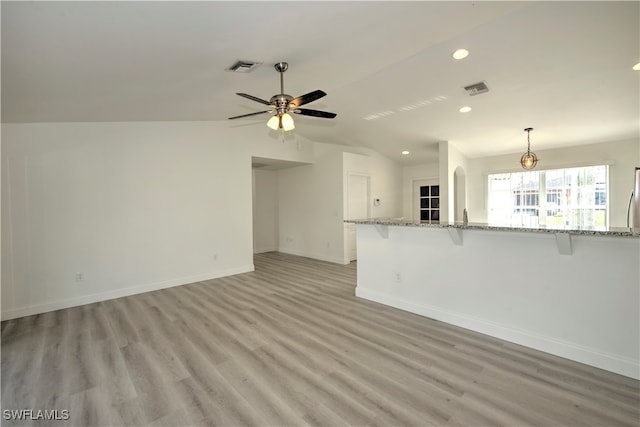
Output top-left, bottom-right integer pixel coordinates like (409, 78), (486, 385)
(347, 174), (370, 261)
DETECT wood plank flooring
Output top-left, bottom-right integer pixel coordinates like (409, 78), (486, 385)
(2, 252), (639, 426)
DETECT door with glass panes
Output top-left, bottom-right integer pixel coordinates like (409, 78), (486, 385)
(413, 179), (440, 223)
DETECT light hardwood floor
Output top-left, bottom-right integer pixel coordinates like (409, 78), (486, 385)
(2, 252), (639, 426)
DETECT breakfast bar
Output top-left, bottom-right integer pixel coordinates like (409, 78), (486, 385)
(346, 219), (640, 379)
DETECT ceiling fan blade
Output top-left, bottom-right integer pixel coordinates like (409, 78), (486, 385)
(236, 93), (272, 106)
(293, 108), (337, 119)
(289, 90), (327, 108)
(228, 110), (272, 120)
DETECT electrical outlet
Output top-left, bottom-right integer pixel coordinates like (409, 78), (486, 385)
(393, 272), (401, 283)
(75, 272), (84, 282)
(213, 253), (218, 261)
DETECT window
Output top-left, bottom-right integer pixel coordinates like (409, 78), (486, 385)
(488, 165), (608, 229)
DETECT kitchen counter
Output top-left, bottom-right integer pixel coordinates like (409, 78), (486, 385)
(345, 218), (640, 238)
(350, 220), (640, 379)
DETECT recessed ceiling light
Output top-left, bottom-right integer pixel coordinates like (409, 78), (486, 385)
(452, 49), (469, 60)
(459, 106), (472, 113)
(633, 62), (640, 71)
(401, 150), (410, 155)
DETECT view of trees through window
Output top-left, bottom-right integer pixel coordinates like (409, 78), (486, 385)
(488, 165), (607, 228)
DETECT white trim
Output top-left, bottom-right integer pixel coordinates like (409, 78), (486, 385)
(0, 264), (255, 321)
(355, 287), (639, 380)
(253, 246), (278, 254)
(278, 248), (348, 265)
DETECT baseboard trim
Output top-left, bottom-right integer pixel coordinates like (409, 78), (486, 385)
(1, 264), (255, 321)
(253, 246), (278, 254)
(278, 248), (348, 265)
(355, 287), (639, 380)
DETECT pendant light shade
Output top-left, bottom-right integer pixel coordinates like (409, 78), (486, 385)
(266, 113), (295, 131)
(266, 115), (280, 130)
(520, 127), (538, 169)
(281, 113), (295, 131)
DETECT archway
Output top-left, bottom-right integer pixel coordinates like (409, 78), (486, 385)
(453, 166), (467, 223)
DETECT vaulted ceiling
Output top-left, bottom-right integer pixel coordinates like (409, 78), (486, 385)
(2, 1), (638, 164)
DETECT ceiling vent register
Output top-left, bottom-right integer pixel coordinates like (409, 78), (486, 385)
(226, 60), (262, 73)
(463, 81), (489, 96)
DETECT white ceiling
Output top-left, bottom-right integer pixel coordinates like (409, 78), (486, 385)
(2, 1), (639, 165)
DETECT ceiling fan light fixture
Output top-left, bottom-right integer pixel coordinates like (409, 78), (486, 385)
(281, 113), (295, 131)
(520, 127), (538, 170)
(266, 113), (295, 131)
(266, 115), (280, 130)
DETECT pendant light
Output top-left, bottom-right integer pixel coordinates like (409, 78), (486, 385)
(520, 127), (538, 169)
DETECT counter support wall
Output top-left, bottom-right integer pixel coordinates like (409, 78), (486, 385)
(355, 224), (640, 379)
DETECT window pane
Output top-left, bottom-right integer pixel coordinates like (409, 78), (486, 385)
(488, 165), (607, 229)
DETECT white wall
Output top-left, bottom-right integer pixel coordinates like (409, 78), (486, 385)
(1, 121), (315, 320)
(252, 168), (278, 253)
(439, 141), (469, 223)
(276, 145), (402, 265)
(342, 150), (403, 263)
(343, 150), (402, 220)
(355, 224), (640, 379)
(466, 139), (640, 226)
(277, 144), (345, 264)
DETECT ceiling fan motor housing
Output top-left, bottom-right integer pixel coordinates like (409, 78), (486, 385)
(270, 94), (294, 115)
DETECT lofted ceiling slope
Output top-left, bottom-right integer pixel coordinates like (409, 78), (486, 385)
(2, 1), (638, 165)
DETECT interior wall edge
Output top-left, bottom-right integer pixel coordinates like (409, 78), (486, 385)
(278, 248), (349, 266)
(0, 263), (255, 321)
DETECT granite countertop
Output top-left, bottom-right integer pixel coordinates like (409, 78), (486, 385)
(345, 218), (640, 238)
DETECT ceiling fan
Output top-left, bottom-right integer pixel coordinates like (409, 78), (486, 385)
(228, 62), (336, 131)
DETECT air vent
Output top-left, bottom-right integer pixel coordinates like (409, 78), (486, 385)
(463, 81), (489, 96)
(226, 60), (262, 73)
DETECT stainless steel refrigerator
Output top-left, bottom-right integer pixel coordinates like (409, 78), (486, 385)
(630, 167), (640, 229)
